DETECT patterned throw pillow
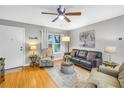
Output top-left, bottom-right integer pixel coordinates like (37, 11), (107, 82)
(78, 50), (87, 59)
(118, 67), (124, 87)
(119, 62), (124, 72)
(41, 48), (47, 58)
(70, 50), (76, 57)
(118, 68), (124, 79)
(118, 78), (124, 88)
(87, 52), (96, 61)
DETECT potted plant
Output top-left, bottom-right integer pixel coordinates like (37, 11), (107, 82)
(0, 58), (5, 61)
(63, 55), (71, 63)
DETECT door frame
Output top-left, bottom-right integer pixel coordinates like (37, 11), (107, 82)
(21, 27), (26, 67)
(0, 25), (26, 68)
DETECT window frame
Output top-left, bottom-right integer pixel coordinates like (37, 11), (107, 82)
(48, 33), (62, 54)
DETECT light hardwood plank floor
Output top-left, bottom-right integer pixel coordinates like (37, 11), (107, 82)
(0, 67), (57, 88)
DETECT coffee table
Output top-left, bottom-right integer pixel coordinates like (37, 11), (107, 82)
(61, 62), (75, 74)
(103, 61), (118, 68)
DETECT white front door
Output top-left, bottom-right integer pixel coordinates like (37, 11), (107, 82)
(0, 25), (25, 69)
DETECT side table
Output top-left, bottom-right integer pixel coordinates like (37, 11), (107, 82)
(0, 58), (5, 84)
(61, 62), (75, 74)
(30, 55), (37, 67)
(102, 61), (118, 68)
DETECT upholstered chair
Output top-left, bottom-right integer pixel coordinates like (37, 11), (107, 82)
(39, 48), (54, 67)
(99, 62), (124, 78)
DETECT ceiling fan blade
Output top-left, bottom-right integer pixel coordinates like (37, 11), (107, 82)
(41, 12), (58, 15)
(65, 12), (81, 16)
(52, 16), (59, 22)
(64, 16), (71, 23)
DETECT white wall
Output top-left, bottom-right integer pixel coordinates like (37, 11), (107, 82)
(69, 15), (124, 64)
(0, 19), (66, 66)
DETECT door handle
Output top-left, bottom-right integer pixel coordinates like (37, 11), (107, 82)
(20, 46), (23, 51)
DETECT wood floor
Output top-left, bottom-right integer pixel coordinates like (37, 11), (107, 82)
(0, 67), (57, 88)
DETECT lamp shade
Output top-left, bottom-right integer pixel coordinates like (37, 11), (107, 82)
(62, 36), (70, 42)
(104, 46), (116, 54)
(30, 45), (37, 50)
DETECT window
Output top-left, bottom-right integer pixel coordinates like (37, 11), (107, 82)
(48, 33), (61, 54)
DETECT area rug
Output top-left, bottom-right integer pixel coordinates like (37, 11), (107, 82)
(46, 62), (90, 88)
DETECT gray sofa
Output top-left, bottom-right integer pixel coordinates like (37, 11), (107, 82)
(70, 49), (102, 70)
(87, 62), (124, 88)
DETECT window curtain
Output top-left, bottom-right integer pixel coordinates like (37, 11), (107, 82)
(40, 27), (48, 49)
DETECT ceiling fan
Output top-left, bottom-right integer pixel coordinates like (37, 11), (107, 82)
(41, 5), (81, 23)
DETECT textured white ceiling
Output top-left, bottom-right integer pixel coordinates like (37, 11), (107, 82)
(0, 5), (124, 30)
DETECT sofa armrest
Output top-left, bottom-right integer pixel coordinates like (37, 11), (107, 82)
(98, 66), (119, 78)
(91, 60), (97, 68)
(84, 83), (97, 88)
(96, 58), (102, 67)
(92, 58), (102, 68)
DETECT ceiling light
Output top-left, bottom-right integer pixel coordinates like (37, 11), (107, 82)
(59, 15), (64, 20)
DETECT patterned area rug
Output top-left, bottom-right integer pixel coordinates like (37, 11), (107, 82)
(46, 62), (90, 88)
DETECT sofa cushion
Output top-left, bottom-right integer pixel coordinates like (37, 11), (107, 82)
(71, 57), (81, 62)
(77, 50), (88, 59)
(89, 71), (120, 88)
(80, 60), (91, 65)
(87, 52), (96, 61)
(80, 60), (92, 68)
(70, 49), (77, 57)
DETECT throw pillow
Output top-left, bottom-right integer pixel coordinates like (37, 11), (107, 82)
(41, 48), (47, 58)
(75, 50), (79, 57)
(119, 62), (124, 72)
(87, 52), (96, 61)
(118, 78), (124, 88)
(70, 50), (76, 57)
(78, 50), (87, 59)
(118, 68), (124, 79)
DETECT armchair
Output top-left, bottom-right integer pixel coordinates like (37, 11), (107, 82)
(98, 66), (119, 78)
(39, 48), (54, 67)
(86, 62), (124, 88)
(99, 62), (124, 78)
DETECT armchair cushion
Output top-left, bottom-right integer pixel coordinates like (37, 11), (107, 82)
(118, 69), (124, 87)
(89, 71), (120, 88)
(119, 62), (124, 72)
(118, 78), (124, 88)
(41, 48), (47, 58)
(98, 66), (119, 78)
(86, 52), (96, 61)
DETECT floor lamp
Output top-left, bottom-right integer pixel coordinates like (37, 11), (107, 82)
(62, 36), (70, 53)
(104, 46), (116, 63)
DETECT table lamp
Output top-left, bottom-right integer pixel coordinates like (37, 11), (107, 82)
(30, 45), (37, 56)
(104, 46), (116, 63)
(62, 36), (70, 53)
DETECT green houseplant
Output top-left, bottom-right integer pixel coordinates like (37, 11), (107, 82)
(63, 55), (71, 63)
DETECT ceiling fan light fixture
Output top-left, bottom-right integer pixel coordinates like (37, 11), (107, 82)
(59, 15), (64, 20)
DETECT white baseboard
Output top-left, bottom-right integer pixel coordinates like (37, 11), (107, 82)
(23, 63), (30, 66)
